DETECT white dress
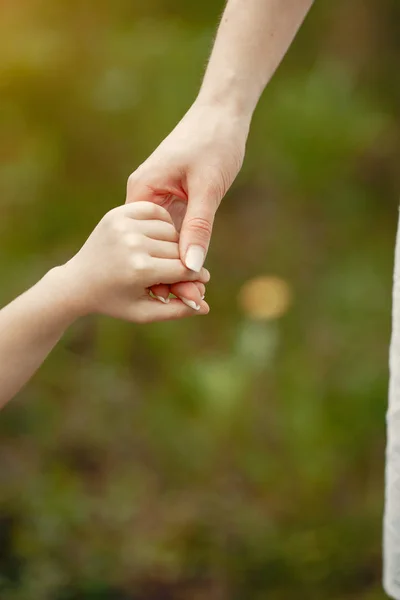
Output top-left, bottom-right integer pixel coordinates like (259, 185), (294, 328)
(384, 211), (400, 599)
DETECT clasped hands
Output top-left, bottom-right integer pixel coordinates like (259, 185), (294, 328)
(123, 100), (247, 322)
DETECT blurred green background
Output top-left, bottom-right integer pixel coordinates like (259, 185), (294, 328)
(1, 1), (399, 598)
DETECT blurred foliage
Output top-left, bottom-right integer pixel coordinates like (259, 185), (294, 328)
(0, 0), (399, 598)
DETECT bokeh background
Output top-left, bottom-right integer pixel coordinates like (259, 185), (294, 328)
(1, 1), (400, 598)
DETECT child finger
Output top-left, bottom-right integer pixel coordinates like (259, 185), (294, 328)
(147, 239), (180, 259)
(122, 202), (174, 224)
(137, 220), (179, 242)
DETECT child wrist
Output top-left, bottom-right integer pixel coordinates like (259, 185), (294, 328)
(45, 265), (89, 321)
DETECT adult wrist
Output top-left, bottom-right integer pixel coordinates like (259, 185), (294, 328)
(196, 73), (257, 123)
(191, 94), (252, 147)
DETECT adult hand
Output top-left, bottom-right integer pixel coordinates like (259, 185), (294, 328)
(126, 100), (249, 305)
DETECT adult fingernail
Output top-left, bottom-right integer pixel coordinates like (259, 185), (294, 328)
(185, 245), (205, 272)
(155, 295), (169, 304)
(201, 294), (205, 300)
(180, 298), (200, 311)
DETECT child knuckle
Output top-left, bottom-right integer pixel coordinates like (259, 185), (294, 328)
(125, 233), (142, 249)
(103, 212), (126, 235)
(152, 204), (171, 222)
(131, 253), (150, 273)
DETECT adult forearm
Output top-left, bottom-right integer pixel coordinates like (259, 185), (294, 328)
(0, 267), (79, 407)
(198, 0), (313, 119)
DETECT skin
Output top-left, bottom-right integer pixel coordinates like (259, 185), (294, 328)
(126, 0), (314, 303)
(0, 203), (209, 408)
(1, 0), (314, 405)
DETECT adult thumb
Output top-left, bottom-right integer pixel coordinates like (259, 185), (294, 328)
(180, 192), (218, 272)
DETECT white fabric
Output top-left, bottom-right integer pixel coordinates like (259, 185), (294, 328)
(384, 210), (400, 599)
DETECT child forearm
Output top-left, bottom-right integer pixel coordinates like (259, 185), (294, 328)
(0, 203), (210, 408)
(0, 267), (80, 408)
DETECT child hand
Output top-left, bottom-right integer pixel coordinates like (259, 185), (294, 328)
(60, 202), (210, 323)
